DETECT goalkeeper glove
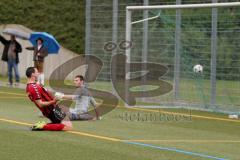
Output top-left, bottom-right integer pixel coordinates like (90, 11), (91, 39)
(55, 92), (65, 100)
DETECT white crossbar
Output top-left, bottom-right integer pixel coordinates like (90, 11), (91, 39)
(127, 2), (240, 10)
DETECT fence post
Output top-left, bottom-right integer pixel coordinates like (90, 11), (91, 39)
(85, 0), (91, 55)
(210, 0), (218, 107)
(174, 0), (182, 100)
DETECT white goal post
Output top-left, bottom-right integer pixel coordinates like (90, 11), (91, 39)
(124, 2), (240, 109)
(125, 2), (240, 63)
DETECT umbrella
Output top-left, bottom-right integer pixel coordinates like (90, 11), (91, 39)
(2, 28), (30, 40)
(29, 32), (60, 54)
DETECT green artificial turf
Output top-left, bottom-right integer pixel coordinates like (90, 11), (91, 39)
(0, 86), (239, 160)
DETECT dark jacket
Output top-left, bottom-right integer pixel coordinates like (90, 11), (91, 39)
(26, 45), (48, 62)
(0, 35), (22, 64)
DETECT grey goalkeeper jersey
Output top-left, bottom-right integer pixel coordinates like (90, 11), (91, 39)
(70, 86), (97, 114)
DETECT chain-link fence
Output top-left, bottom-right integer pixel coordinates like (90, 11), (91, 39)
(86, 0), (240, 114)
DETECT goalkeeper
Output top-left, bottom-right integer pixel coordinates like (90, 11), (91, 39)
(55, 75), (101, 121)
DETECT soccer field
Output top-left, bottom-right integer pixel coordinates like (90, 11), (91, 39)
(0, 86), (239, 160)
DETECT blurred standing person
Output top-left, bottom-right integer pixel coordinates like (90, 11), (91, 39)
(26, 37), (48, 86)
(0, 35), (22, 86)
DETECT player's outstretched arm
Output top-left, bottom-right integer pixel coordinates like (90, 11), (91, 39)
(63, 95), (76, 100)
(55, 92), (79, 100)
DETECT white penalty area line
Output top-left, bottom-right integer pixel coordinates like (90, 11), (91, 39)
(123, 139), (240, 143)
(0, 117), (238, 144)
(123, 141), (227, 160)
(0, 117), (229, 160)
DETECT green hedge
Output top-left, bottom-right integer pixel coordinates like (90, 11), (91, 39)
(0, 0), (85, 54)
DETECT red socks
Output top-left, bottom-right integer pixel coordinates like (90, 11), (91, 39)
(43, 123), (65, 131)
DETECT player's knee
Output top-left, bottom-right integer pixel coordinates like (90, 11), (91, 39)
(62, 121), (73, 130)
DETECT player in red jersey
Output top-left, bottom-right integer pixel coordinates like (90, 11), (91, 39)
(26, 67), (72, 131)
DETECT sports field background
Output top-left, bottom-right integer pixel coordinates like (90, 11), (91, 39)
(0, 85), (239, 160)
(0, 0), (240, 159)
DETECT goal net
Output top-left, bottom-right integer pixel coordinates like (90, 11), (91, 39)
(123, 2), (240, 114)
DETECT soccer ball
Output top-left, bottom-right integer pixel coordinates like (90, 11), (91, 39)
(193, 64), (203, 73)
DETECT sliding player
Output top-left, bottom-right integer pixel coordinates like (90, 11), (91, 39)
(26, 67), (72, 131)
